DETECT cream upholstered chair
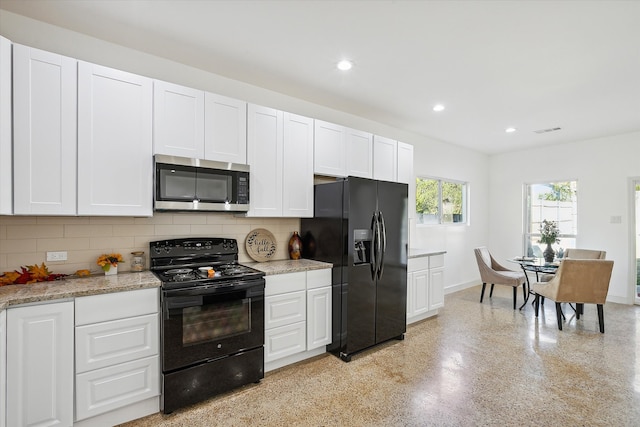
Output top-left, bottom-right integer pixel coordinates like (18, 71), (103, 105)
(474, 247), (526, 310)
(563, 248), (606, 260)
(532, 259), (614, 333)
(538, 248), (607, 283)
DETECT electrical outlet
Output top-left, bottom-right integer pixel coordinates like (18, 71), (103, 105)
(46, 251), (68, 261)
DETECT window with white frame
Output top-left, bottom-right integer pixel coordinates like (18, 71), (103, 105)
(416, 177), (467, 225)
(524, 181), (577, 257)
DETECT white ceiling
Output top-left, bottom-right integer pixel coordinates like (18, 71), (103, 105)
(1, 0), (639, 155)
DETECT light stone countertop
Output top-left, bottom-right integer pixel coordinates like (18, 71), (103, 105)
(245, 259), (333, 275)
(0, 271), (161, 311)
(408, 248), (447, 258)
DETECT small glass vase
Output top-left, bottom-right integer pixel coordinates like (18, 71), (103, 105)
(104, 264), (118, 276)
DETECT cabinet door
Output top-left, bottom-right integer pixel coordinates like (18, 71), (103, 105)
(397, 141), (415, 218)
(204, 92), (247, 164)
(153, 80), (204, 158)
(429, 267), (445, 310)
(13, 44), (77, 215)
(346, 127), (373, 178)
(77, 61), (153, 216)
(7, 301), (74, 427)
(373, 135), (397, 182)
(265, 290), (306, 330)
(313, 119), (346, 177)
(413, 269), (430, 316)
(0, 310), (6, 427)
(75, 355), (159, 421)
(283, 112), (314, 217)
(247, 104), (283, 217)
(75, 313), (159, 373)
(307, 286), (331, 350)
(264, 322), (306, 362)
(0, 36), (11, 215)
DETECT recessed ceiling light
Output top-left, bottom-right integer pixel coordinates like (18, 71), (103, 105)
(433, 104), (445, 112)
(505, 127), (517, 133)
(337, 60), (353, 71)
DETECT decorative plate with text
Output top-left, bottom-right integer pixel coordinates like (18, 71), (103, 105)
(246, 228), (277, 262)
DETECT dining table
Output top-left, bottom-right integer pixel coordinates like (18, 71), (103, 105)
(508, 257), (561, 310)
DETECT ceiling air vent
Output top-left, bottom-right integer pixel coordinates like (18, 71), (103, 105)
(533, 127), (562, 134)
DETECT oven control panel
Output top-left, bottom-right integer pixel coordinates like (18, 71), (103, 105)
(150, 237), (237, 257)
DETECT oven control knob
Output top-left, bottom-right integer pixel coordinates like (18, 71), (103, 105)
(164, 246), (171, 253)
(154, 247), (162, 254)
(217, 344), (222, 349)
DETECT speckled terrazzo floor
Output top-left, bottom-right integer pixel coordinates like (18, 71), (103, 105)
(119, 285), (640, 426)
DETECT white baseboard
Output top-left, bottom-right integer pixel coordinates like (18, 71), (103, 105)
(265, 347), (326, 373)
(445, 280), (479, 295)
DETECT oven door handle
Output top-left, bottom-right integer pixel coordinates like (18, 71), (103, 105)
(166, 296), (204, 309)
(163, 279), (265, 298)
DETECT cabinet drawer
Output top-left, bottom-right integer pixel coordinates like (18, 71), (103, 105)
(264, 322), (306, 363)
(265, 291), (306, 329)
(75, 355), (159, 421)
(76, 313), (158, 373)
(408, 256), (429, 272)
(306, 268), (331, 290)
(265, 271), (306, 296)
(76, 288), (158, 325)
(430, 254), (445, 269)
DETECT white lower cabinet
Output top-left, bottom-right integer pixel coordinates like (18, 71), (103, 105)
(0, 310), (7, 427)
(264, 268), (331, 372)
(7, 301), (75, 427)
(407, 254), (445, 324)
(74, 288), (160, 424)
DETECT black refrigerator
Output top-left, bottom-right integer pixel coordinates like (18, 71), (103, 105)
(301, 176), (408, 362)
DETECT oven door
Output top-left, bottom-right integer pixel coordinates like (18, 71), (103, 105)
(162, 278), (264, 372)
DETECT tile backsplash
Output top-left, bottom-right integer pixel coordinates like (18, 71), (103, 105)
(0, 213), (300, 275)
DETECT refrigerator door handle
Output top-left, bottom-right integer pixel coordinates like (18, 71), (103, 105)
(370, 212), (378, 281)
(377, 211), (386, 279)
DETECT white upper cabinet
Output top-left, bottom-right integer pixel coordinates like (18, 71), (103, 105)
(314, 120), (373, 179)
(373, 135), (398, 182)
(13, 44), (78, 215)
(204, 92), (247, 164)
(346, 128), (373, 179)
(283, 112), (314, 217)
(0, 36), (12, 215)
(247, 105), (314, 218)
(247, 104), (283, 217)
(397, 141), (415, 218)
(153, 80), (204, 158)
(314, 119), (346, 177)
(77, 61), (153, 216)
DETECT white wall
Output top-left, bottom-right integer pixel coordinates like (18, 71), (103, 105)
(0, 10), (491, 292)
(489, 131), (640, 303)
(411, 140), (490, 293)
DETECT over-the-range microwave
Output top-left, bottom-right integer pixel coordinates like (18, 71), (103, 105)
(154, 154), (250, 212)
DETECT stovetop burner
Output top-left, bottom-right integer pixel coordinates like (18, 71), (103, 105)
(150, 237), (265, 290)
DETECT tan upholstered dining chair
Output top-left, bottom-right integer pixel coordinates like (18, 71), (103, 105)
(563, 248), (606, 260)
(532, 259), (614, 333)
(474, 247), (526, 310)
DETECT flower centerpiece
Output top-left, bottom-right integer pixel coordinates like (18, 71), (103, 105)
(97, 253), (124, 275)
(538, 220), (560, 262)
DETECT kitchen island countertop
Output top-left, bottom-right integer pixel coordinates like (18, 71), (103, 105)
(245, 258), (332, 275)
(0, 271), (160, 311)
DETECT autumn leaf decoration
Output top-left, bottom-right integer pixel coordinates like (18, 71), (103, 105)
(0, 263), (66, 286)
